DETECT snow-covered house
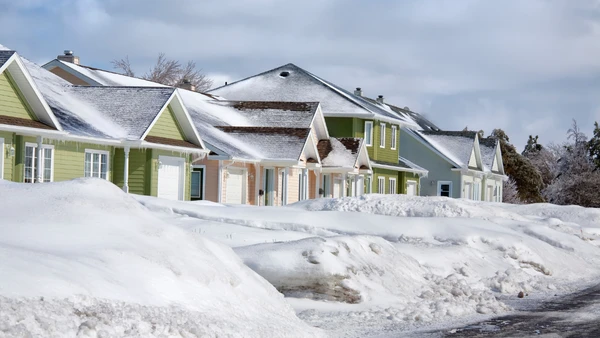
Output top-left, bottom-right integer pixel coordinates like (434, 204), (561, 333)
(42, 52), (371, 205)
(0, 50), (208, 200)
(207, 63), (428, 195)
(400, 130), (506, 201)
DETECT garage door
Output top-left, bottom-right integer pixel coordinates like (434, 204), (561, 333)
(158, 156), (184, 200)
(406, 180), (417, 196)
(226, 168), (245, 204)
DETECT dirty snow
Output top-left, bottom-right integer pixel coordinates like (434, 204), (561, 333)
(138, 193), (600, 337)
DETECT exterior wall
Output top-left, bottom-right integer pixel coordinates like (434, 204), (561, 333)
(399, 172), (420, 195)
(147, 105), (185, 141)
(113, 148), (150, 196)
(287, 167), (301, 204)
(309, 170), (317, 199)
(192, 156), (220, 202)
(483, 176), (503, 202)
(400, 130), (461, 197)
(372, 167), (399, 194)
(0, 131), (15, 180)
(48, 67), (91, 86)
(0, 72), (35, 120)
(325, 117), (354, 137)
(219, 162), (255, 205)
(51, 141), (114, 182)
(370, 121), (399, 163)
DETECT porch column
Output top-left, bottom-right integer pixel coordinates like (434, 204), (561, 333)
(35, 136), (43, 183)
(123, 146), (130, 193)
(341, 173), (347, 197)
(255, 163), (261, 206)
(217, 160), (223, 203)
(301, 168), (308, 200)
(282, 167), (288, 205)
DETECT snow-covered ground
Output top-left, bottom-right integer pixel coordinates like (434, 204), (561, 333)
(2, 180), (600, 337)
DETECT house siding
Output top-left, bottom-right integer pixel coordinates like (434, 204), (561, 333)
(113, 148), (150, 196)
(0, 72), (36, 121)
(400, 130), (461, 198)
(147, 105), (186, 141)
(192, 156), (220, 202)
(372, 168), (398, 194)
(0, 131), (14, 180)
(52, 141), (114, 182)
(399, 172), (420, 195)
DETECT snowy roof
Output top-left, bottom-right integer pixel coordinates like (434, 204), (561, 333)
(208, 101), (318, 128)
(208, 63), (419, 128)
(414, 130), (477, 168)
(44, 59), (169, 87)
(479, 138), (499, 173)
(0, 51), (15, 68)
(398, 157), (428, 173)
(317, 138), (362, 168)
(215, 127), (310, 161)
(361, 96), (441, 131)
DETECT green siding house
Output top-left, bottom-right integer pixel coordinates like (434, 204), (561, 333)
(208, 64), (428, 195)
(0, 50), (207, 200)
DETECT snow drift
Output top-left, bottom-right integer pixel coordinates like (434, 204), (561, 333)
(0, 179), (321, 337)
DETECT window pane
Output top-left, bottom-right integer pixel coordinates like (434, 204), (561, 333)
(191, 172), (200, 197)
(100, 154), (108, 179)
(93, 153), (100, 178)
(24, 146), (34, 183)
(43, 149), (52, 182)
(85, 152), (92, 177)
(365, 123), (372, 145)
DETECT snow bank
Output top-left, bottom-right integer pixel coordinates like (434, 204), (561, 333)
(0, 179), (322, 337)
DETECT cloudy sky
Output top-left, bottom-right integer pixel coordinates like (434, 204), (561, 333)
(1, 0), (599, 149)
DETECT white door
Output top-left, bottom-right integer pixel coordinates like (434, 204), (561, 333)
(356, 176), (364, 196)
(158, 156), (184, 200)
(406, 180), (417, 196)
(464, 182), (473, 200)
(226, 168), (245, 204)
(333, 178), (341, 198)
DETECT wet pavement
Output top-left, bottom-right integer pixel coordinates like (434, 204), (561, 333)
(440, 284), (600, 337)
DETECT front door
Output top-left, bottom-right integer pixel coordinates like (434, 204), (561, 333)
(406, 180), (417, 196)
(464, 182), (473, 200)
(264, 168), (275, 206)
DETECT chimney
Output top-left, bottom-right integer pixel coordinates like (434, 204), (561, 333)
(57, 50), (79, 65)
(403, 106), (410, 111)
(178, 78), (196, 91)
(376, 95), (384, 104)
(354, 87), (362, 96)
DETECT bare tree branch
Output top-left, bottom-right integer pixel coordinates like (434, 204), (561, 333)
(111, 56), (135, 77)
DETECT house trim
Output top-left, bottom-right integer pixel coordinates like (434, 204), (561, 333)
(437, 181), (453, 197)
(191, 164), (207, 200)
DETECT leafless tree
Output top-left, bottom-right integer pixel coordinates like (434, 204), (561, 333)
(112, 53), (213, 92)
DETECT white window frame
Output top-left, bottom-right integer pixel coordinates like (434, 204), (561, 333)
(0, 138), (4, 180)
(84, 149), (110, 180)
(389, 178), (396, 194)
(191, 164), (206, 200)
(378, 176), (385, 194)
(364, 121), (373, 147)
(437, 181), (452, 197)
(391, 125), (397, 150)
(24, 142), (54, 183)
(379, 122), (386, 148)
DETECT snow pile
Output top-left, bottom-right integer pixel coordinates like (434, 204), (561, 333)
(322, 138), (357, 167)
(0, 179), (322, 337)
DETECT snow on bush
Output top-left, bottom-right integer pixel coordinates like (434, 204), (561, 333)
(0, 179), (322, 337)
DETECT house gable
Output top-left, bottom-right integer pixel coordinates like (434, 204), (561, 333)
(147, 105), (186, 141)
(468, 148), (477, 168)
(0, 71), (36, 121)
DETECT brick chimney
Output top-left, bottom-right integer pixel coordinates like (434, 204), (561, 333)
(376, 95), (384, 104)
(354, 87), (362, 96)
(57, 50), (79, 65)
(178, 79), (196, 91)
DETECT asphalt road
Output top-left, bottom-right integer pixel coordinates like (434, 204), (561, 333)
(440, 284), (600, 337)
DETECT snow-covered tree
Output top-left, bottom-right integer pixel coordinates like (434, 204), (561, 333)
(502, 178), (522, 204)
(589, 121), (600, 170)
(490, 129), (544, 203)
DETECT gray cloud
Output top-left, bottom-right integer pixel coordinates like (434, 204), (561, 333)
(1, 0), (600, 148)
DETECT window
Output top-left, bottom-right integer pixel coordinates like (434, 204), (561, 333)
(24, 143), (53, 183)
(322, 174), (331, 197)
(378, 176), (385, 194)
(380, 123), (386, 148)
(389, 178), (396, 194)
(364, 121), (373, 147)
(438, 181), (452, 197)
(391, 126), (397, 150)
(84, 150), (109, 180)
(191, 166), (204, 200)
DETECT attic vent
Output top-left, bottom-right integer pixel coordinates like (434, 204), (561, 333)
(279, 71), (290, 78)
